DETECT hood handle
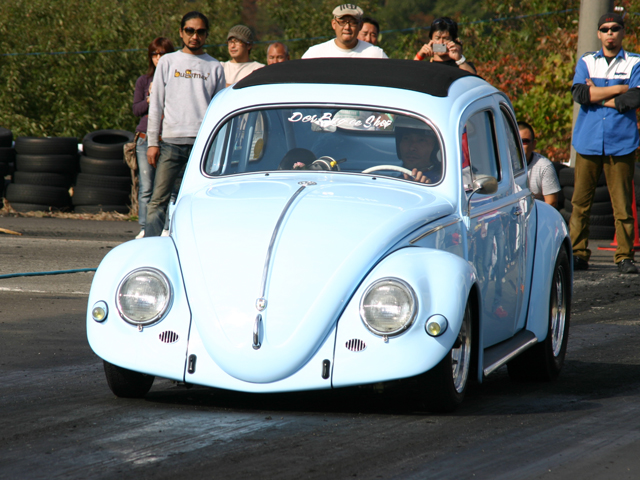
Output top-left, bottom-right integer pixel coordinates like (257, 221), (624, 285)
(253, 314), (262, 350)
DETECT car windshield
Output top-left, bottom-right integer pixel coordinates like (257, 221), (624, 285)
(203, 107), (443, 184)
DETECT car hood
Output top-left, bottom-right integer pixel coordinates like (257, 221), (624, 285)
(174, 175), (454, 383)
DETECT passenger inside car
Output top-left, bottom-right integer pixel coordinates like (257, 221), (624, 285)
(395, 125), (441, 183)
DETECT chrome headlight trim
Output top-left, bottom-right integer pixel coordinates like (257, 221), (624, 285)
(116, 267), (173, 326)
(359, 277), (418, 337)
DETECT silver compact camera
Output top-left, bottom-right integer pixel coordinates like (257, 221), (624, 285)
(432, 43), (447, 53)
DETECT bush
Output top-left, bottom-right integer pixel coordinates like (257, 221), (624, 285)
(0, 0), (240, 139)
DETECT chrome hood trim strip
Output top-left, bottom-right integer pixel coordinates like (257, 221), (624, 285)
(254, 181), (316, 309)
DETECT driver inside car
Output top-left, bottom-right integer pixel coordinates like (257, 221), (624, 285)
(395, 123), (441, 184)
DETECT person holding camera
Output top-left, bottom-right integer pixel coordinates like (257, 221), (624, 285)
(413, 17), (476, 74)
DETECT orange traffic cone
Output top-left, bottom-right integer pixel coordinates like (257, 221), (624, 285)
(598, 180), (640, 251)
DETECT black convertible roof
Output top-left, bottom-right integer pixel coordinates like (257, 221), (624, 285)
(234, 58), (477, 97)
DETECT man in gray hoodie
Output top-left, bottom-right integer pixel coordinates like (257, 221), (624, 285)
(145, 11), (225, 237)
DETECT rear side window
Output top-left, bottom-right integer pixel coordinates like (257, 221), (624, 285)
(500, 106), (525, 177)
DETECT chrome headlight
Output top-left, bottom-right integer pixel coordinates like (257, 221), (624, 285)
(116, 268), (172, 326)
(360, 278), (417, 336)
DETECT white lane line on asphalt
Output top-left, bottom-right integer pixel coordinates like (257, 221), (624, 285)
(0, 287), (89, 295)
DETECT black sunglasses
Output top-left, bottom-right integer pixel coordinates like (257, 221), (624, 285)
(183, 27), (208, 37)
(599, 25), (623, 33)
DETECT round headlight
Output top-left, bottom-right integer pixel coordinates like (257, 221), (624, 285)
(360, 278), (417, 336)
(116, 268), (172, 326)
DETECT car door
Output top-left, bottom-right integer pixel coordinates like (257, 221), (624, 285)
(462, 99), (524, 347)
(497, 103), (535, 333)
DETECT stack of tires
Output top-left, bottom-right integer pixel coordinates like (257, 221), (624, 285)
(557, 167), (615, 239)
(73, 129), (135, 214)
(0, 127), (14, 198)
(5, 137), (78, 212)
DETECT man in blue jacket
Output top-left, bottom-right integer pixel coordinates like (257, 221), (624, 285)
(570, 12), (640, 273)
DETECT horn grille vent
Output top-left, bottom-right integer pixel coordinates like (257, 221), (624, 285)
(159, 330), (179, 343)
(345, 339), (366, 352)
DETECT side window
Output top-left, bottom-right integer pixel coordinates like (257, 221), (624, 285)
(500, 106), (525, 176)
(230, 112), (266, 164)
(464, 110), (500, 186)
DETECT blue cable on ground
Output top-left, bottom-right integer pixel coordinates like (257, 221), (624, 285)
(0, 268), (97, 279)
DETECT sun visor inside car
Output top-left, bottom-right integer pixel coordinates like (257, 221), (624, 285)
(234, 58), (477, 97)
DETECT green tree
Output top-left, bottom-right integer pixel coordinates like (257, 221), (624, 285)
(0, 0), (240, 139)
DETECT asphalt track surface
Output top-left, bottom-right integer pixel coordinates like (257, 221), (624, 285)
(1, 216), (640, 479)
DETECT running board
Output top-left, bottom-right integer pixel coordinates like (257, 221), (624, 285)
(483, 330), (538, 376)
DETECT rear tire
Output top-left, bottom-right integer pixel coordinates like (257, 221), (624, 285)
(103, 360), (155, 398)
(421, 301), (473, 413)
(508, 248), (570, 381)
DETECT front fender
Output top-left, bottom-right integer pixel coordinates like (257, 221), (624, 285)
(86, 237), (191, 381)
(526, 201), (571, 341)
(332, 247), (476, 387)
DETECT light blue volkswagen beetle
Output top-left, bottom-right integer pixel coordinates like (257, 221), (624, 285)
(87, 59), (571, 412)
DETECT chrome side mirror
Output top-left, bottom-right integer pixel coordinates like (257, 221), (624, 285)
(466, 175), (498, 215)
(472, 175), (498, 195)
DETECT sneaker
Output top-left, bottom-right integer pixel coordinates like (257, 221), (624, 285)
(161, 229), (170, 237)
(573, 257), (589, 271)
(135, 229), (145, 239)
(617, 259), (638, 274)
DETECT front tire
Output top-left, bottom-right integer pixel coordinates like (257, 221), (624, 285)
(422, 301), (473, 412)
(103, 361), (155, 398)
(508, 247), (571, 381)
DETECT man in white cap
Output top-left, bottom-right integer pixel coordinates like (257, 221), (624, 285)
(221, 24), (264, 86)
(302, 4), (388, 58)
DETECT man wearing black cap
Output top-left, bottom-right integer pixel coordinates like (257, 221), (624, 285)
(570, 12), (640, 273)
(302, 4), (387, 58)
(221, 25), (264, 87)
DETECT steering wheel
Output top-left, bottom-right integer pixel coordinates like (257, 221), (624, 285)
(362, 165), (415, 179)
(307, 156), (344, 171)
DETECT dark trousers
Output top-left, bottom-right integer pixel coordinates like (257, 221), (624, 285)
(569, 152), (635, 263)
(145, 142), (192, 237)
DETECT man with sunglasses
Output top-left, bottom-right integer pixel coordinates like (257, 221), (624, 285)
(145, 11), (225, 237)
(221, 25), (264, 87)
(302, 4), (387, 58)
(570, 12), (640, 273)
(518, 121), (560, 208)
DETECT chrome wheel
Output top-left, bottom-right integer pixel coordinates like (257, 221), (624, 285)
(422, 301), (474, 412)
(452, 305), (472, 393)
(550, 262), (567, 357)
(507, 248), (571, 381)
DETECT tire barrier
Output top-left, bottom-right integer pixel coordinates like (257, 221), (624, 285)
(73, 129), (134, 214)
(6, 135), (78, 212)
(0, 127), (15, 198)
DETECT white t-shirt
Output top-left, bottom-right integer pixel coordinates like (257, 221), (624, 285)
(527, 152), (561, 200)
(221, 61), (264, 86)
(302, 39), (388, 59)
